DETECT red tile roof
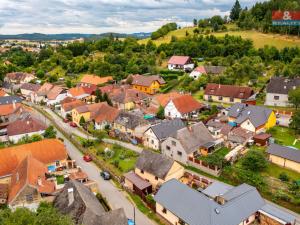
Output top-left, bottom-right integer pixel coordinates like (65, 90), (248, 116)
(62, 99), (86, 112)
(168, 56), (191, 65)
(93, 104), (119, 123)
(47, 86), (65, 100)
(8, 155), (55, 203)
(7, 117), (47, 136)
(0, 103), (22, 116)
(204, 83), (254, 99)
(0, 89), (7, 97)
(80, 75), (113, 86)
(171, 95), (203, 114)
(153, 92), (183, 107)
(68, 86), (96, 97)
(0, 139), (67, 177)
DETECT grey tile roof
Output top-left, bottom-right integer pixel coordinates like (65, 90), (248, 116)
(124, 171), (152, 190)
(260, 204), (296, 224)
(222, 183), (255, 201)
(202, 181), (233, 199)
(266, 143), (300, 163)
(54, 180), (127, 225)
(149, 119), (186, 140)
(173, 122), (215, 154)
(20, 83), (41, 92)
(115, 111), (148, 130)
(154, 179), (265, 225)
(135, 150), (174, 180)
(266, 77), (300, 95)
(0, 96), (22, 105)
(228, 103), (273, 128)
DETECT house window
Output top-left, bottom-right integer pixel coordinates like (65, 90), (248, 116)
(177, 151), (182, 156)
(166, 145), (171, 150)
(274, 96), (279, 100)
(26, 194), (33, 202)
(218, 96), (223, 101)
(155, 176), (158, 180)
(172, 141), (176, 146)
(140, 169), (144, 174)
(162, 207), (167, 214)
(151, 140), (154, 144)
(230, 98), (234, 102)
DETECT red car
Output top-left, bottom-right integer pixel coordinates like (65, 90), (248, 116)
(83, 155), (92, 162)
(69, 122), (77, 127)
(63, 118), (69, 123)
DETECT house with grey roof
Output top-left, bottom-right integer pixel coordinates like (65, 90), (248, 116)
(265, 77), (300, 107)
(154, 179), (296, 225)
(161, 122), (215, 164)
(54, 180), (127, 225)
(134, 150), (184, 188)
(228, 103), (276, 134)
(266, 143), (300, 173)
(143, 119), (186, 150)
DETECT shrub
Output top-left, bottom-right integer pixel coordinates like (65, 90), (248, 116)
(241, 150), (268, 172)
(279, 172), (290, 182)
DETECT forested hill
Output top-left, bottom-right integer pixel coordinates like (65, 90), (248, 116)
(0, 32), (151, 41)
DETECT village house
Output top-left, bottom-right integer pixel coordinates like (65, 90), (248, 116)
(61, 98), (86, 118)
(0, 96), (23, 123)
(67, 85), (97, 102)
(30, 82), (54, 104)
(113, 111), (148, 137)
(204, 83), (254, 104)
(143, 119), (186, 150)
(189, 65), (225, 79)
(72, 102), (119, 129)
(131, 74), (166, 95)
(266, 143), (300, 173)
(68, 169), (98, 193)
(46, 86), (67, 106)
(164, 94), (204, 119)
(145, 92), (183, 115)
(227, 103), (276, 134)
(161, 122), (215, 164)
(110, 88), (149, 111)
(154, 179), (296, 225)
(0, 139), (68, 209)
(6, 117), (47, 143)
(20, 83), (41, 100)
(54, 180), (127, 225)
(167, 56), (194, 71)
(5, 72), (36, 85)
(265, 77), (300, 107)
(133, 150), (184, 189)
(79, 74), (113, 87)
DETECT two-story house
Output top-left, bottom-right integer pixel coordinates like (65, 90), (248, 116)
(131, 74), (165, 95)
(167, 56), (194, 71)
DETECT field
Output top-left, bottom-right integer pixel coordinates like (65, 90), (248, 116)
(139, 26), (300, 49)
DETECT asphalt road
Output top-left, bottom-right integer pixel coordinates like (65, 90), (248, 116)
(32, 107), (155, 225)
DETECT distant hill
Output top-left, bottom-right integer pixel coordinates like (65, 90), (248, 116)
(0, 32), (151, 41)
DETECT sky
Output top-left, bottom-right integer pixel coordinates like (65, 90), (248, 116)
(0, 0), (263, 35)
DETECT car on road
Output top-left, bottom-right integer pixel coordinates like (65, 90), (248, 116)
(63, 118), (69, 123)
(69, 122), (77, 127)
(100, 171), (111, 180)
(83, 154), (92, 162)
(127, 219), (135, 225)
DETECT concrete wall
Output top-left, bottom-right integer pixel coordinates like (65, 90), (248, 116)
(161, 137), (188, 165)
(143, 128), (160, 150)
(269, 154), (300, 173)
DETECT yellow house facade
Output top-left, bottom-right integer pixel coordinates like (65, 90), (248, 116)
(72, 109), (90, 126)
(133, 80), (161, 95)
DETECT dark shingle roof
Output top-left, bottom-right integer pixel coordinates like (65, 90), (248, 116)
(266, 143), (300, 163)
(54, 181), (127, 225)
(260, 204), (296, 224)
(0, 96), (22, 105)
(132, 74), (165, 87)
(228, 103), (273, 128)
(205, 83), (254, 99)
(149, 119), (186, 140)
(136, 150), (174, 179)
(266, 77), (300, 95)
(115, 111), (148, 130)
(154, 179), (265, 225)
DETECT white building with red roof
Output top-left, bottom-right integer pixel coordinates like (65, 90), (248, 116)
(167, 56), (194, 71)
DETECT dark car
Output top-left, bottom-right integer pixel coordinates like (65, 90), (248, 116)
(69, 122), (78, 127)
(100, 171), (111, 180)
(83, 154), (92, 162)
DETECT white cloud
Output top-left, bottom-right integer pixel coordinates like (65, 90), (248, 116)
(0, 0), (263, 34)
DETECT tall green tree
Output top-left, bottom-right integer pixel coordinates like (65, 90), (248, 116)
(290, 110), (300, 134)
(289, 87), (300, 109)
(156, 105), (165, 119)
(230, 0), (242, 21)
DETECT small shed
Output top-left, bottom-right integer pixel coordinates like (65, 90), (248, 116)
(253, 133), (271, 146)
(124, 172), (152, 197)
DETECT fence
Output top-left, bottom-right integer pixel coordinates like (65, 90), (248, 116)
(187, 157), (222, 176)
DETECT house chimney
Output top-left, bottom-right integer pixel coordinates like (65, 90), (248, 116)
(37, 176), (42, 186)
(68, 188), (74, 206)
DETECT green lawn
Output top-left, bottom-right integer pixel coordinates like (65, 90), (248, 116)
(268, 126), (300, 149)
(139, 26), (300, 49)
(263, 163), (300, 181)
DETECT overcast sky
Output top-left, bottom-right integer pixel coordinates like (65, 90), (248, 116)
(0, 0), (263, 34)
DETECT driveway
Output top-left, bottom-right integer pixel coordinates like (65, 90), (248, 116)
(31, 107), (155, 225)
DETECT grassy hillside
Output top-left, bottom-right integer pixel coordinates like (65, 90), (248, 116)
(139, 26), (300, 49)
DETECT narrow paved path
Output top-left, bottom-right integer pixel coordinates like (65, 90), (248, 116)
(30, 105), (155, 225)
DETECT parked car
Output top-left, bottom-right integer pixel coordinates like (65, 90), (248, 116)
(83, 154), (92, 162)
(100, 171), (111, 180)
(127, 219), (135, 225)
(69, 122), (77, 127)
(63, 118), (69, 123)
